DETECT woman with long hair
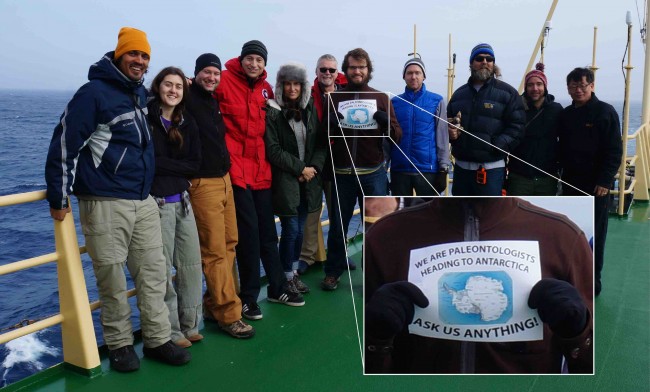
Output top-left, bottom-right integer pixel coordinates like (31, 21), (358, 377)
(148, 67), (203, 347)
(265, 62), (326, 294)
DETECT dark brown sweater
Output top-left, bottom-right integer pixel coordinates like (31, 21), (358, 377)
(365, 198), (593, 374)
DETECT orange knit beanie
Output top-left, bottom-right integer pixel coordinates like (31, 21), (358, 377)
(114, 27), (151, 59)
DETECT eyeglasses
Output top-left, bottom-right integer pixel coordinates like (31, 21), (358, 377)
(567, 83), (592, 92)
(473, 56), (495, 63)
(348, 65), (368, 71)
(319, 67), (337, 74)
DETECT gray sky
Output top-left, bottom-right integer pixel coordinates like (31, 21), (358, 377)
(0, 0), (646, 103)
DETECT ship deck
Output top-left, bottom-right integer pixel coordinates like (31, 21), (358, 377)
(3, 202), (649, 392)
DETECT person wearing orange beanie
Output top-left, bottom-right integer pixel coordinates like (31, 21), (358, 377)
(113, 27), (151, 82)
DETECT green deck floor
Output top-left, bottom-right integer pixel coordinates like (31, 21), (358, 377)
(5, 203), (650, 392)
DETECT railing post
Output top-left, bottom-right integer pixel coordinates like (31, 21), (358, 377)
(635, 124), (650, 201)
(54, 211), (101, 376)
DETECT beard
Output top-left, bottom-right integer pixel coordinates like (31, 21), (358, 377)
(471, 67), (494, 82)
(347, 73), (371, 89)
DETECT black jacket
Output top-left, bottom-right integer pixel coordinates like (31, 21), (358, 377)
(147, 100), (201, 197)
(447, 77), (525, 163)
(508, 94), (563, 178)
(185, 81), (231, 178)
(557, 94), (622, 194)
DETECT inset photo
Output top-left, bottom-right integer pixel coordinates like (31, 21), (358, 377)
(363, 196), (594, 374)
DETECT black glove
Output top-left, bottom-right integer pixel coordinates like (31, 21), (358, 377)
(528, 278), (588, 338)
(373, 111), (388, 127)
(366, 282), (429, 339)
(328, 111), (344, 126)
(433, 169), (448, 193)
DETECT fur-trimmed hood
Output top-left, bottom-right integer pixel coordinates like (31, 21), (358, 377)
(274, 62), (310, 109)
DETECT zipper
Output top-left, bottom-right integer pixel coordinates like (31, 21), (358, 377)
(459, 202), (479, 373)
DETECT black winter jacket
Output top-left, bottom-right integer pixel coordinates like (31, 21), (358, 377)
(147, 100), (201, 197)
(557, 94), (622, 193)
(447, 77), (525, 163)
(185, 81), (231, 178)
(508, 94), (563, 178)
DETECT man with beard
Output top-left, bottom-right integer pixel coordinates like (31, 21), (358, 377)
(320, 48), (402, 291)
(507, 63), (563, 195)
(447, 43), (525, 195)
(45, 27), (191, 372)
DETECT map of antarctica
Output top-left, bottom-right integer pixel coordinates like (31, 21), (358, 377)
(439, 272), (512, 324)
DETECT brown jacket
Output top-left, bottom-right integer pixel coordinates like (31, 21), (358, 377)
(365, 198), (593, 374)
(328, 84), (401, 170)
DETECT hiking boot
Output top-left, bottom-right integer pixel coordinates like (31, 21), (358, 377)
(292, 275), (310, 293)
(187, 334), (204, 343)
(109, 345), (140, 372)
(173, 337), (192, 348)
(219, 319), (256, 339)
(242, 302), (263, 320)
(143, 341), (191, 366)
(268, 289), (305, 306)
(321, 276), (340, 291)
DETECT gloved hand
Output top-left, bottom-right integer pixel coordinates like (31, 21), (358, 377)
(528, 278), (588, 338)
(366, 281), (429, 340)
(433, 169), (448, 193)
(328, 111), (344, 126)
(373, 111), (389, 127)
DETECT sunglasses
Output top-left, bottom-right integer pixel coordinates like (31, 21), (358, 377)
(474, 55), (495, 63)
(319, 67), (337, 74)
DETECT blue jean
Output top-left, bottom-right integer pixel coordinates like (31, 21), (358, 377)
(279, 191), (308, 276)
(325, 168), (388, 278)
(452, 165), (505, 196)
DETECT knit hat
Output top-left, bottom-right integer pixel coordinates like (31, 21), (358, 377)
(275, 62), (310, 109)
(194, 53), (222, 76)
(114, 27), (151, 60)
(240, 40), (268, 64)
(525, 62), (548, 91)
(469, 43), (494, 63)
(403, 57), (426, 78)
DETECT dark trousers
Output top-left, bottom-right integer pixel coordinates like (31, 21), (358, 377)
(324, 169), (388, 278)
(232, 186), (286, 303)
(452, 165), (505, 196)
(390, 172), (444, 196)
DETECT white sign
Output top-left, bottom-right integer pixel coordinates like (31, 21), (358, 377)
(337, 99), (378, 129)
(407, 240), (543, 342)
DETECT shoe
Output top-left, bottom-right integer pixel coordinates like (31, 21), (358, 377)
(595, 280), (602, 297)
(292, 275), (310, 293)
(347, 258), (357, 270)
(268, 290), (305, 306)
(173, 337), (192, 348)
(187, 334), (204, 343)
(109, 345), (140, 372)
(297, 260), (310, 275)
(242, 302), (263, 320)
(321, 276), (340, 291)
(219, 319), (256, 339)
(143, 341), (191, 366)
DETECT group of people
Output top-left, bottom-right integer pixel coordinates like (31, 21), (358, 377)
(44, 25), (620, 375)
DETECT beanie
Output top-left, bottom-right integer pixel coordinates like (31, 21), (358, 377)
(403, 57), (426, 78)
(469, 43), (494, 63)
(115, 27), (151, 60)
(194, 53), (222, 76)
(240, 40), (268, 64)
(525, 62), (548, 91)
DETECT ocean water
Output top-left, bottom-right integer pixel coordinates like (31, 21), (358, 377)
(0, 89), (642, 386)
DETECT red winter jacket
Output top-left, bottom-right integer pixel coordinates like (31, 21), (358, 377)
(215, 57), (274, 190)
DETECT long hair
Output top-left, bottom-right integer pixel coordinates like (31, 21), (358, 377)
(151, 66), (189, 149)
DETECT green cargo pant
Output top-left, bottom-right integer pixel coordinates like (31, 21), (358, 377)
(79, 196), (171, 350)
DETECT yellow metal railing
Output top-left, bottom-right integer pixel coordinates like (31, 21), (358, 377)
(0, 191), (101, 377)
(610, 121), (650, 214)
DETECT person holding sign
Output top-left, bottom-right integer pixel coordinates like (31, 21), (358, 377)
(321, 48), (402, 291)
(364, 197), (593, 374)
